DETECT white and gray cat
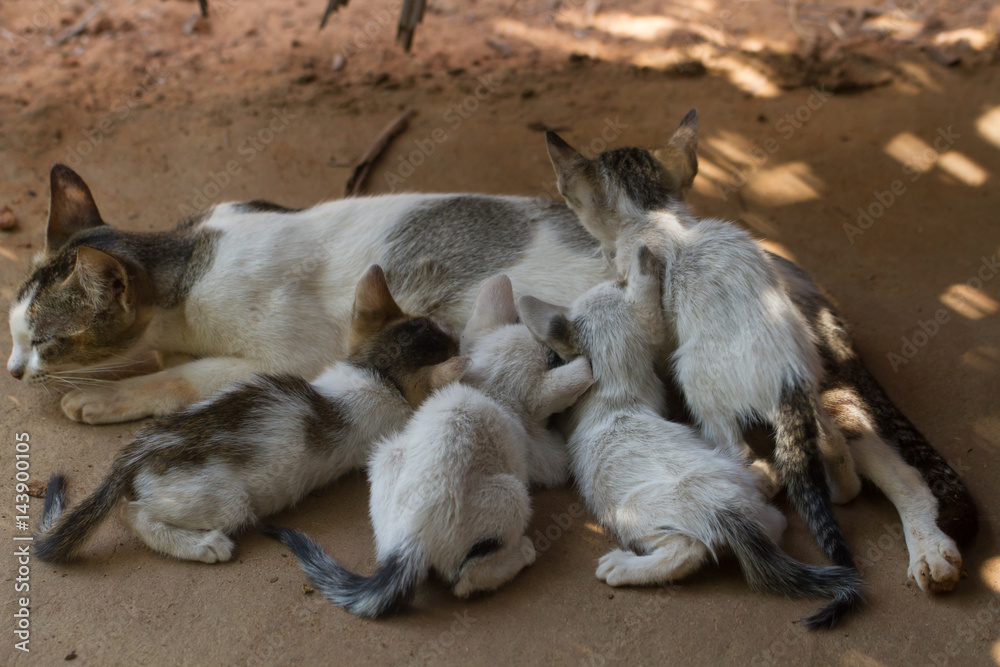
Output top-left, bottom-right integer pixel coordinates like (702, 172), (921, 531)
(34, 265), (463, 563)
(9, 126), (974, 589)
(266, 275), (593, 617)
(520, 242), (863, 629)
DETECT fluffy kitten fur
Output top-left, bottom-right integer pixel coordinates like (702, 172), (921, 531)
(35, 265), (462, 563)
(546, 115), (856, 573)
(520, 243), (864, 629)
(547, 110), (974, 593)
(266, 275), (594, 618)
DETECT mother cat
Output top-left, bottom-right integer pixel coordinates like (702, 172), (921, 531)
(7, 120), (975, 591)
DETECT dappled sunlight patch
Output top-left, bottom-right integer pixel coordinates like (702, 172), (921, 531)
(742, 161), (823, 206)
(885, 132), (936, 171)
(939, 284), (999, 320)
(961, 346), (1000, 373)
(738, 212), (781, 240)
(937, 151), (989, 187)
(976, 106), (1000, 150)
(982, 556), (1000, 594)
(934, 28), (994, 50)
(711, 55), (781, 98)
(583, 521), (605, 535)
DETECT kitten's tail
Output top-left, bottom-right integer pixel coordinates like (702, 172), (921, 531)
(38, 473), (68, 533)
(771, 381), (856, 570)
(264, 525), (424, 619)
(35, 461), (135, 563)
(716, 508), (865, 630)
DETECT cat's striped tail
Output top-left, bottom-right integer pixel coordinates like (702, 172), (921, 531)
(771, 381), (857, 570)
(264, 525), (424, 618)
(716, 508), (865, 629)
(35, 461), (135, 562)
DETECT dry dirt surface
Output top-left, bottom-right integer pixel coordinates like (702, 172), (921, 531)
(1, 0), (999, 665)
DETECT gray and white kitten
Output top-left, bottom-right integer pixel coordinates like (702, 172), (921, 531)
(34, 265), (462, 563)
(519, 242), (864, 629)
(266, 275), (594, 617)
(546, 116), (857, 574)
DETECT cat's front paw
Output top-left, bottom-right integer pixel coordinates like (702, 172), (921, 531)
(61, 387), (152, 424)
(909, 540), (962, 593)
(195, 532), (235, 564)
(596, 549), (635, 587)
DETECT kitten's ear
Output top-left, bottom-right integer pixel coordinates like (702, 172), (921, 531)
(653, 109), (698, 195)
(625, 242), (663, 305)
(463, 274), (517, 346)
(517, 295), (579, 361)
(351, 264), (404, 340)
(71, 246), (130, 308)
(427, 356), (471, 390)
(47, 164), (105, 253)
(540, 356), (594, 416)
(545, 132), (588, 181)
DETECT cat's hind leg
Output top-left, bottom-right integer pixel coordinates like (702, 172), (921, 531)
(846, 426), (961, 592)
(817, 409), (862, 505)
(452, 536), (537, 597)
(596, 534), (710, 587)
(122, 502), (236, 563)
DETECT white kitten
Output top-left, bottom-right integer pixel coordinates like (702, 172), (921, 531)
(519, 243), (864, 629)
(267, 274), (594, 617)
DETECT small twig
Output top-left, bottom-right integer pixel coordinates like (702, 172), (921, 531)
(344, 108), (416, 197)
(56, 5), (102, 46)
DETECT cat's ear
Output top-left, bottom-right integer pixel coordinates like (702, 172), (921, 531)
(463, 274), (517, 347)
(406, 356), (471, 406)
(46, 164), (105, 253)
(351, 264), (404, 340)
(545, 132), (588, 182)
(653, 109), (698, 195)
(540, 356), (594, 416)
(517, 295), (579, 361)
(427, 356), (471, 390)
(625, 242), (663, 305)
(70, 246), (131, 309)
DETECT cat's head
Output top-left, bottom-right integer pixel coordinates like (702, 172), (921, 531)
(346, 264), (466, 408)
(518, 243), (665, 381)
(545, 109), (698, 248)
(8, 165), (155, 384)
(460, 274), (594, 422)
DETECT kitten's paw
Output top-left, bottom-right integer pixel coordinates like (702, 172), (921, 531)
(195, 532), (235, 564)
(749, 460), (782, 500)
(909, 540), (962, 593)
(595, 549), (635, 587)
(520, 536), (537, 567)
(61, 387), (149, 424)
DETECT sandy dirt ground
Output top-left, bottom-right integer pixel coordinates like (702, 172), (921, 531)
(1, 0), (999, 664)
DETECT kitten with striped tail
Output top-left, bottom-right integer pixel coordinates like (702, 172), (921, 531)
(266, 274), (594, 618)
(545, 115), (859, 578)
(519, 242), (865, 629)
(34, 265), (464, 563)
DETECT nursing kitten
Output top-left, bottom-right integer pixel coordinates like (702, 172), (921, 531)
(520, 243), (864, 629)
(266, 275), (593, 618)
(546, 110), (974, 593)
(546, 118), (857, 573)
(35, 265), (462, 563)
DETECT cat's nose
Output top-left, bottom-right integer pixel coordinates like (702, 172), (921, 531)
(9, 367), (24, 380)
